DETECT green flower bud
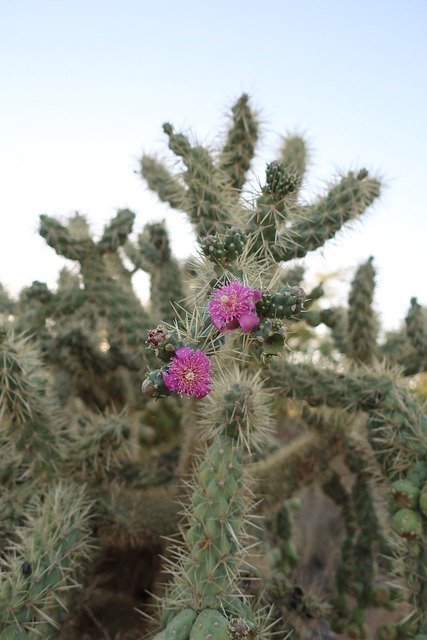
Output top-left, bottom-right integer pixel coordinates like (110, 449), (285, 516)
(390, 479), (420, 511)
(392, 508), (423, 540)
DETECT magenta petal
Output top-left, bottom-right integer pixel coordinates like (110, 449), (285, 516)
(175, 346), (192, 358)
(238, 311), (260, 333)
(162, 371), (172, 389)
(252, 289), (263, 302)
(223, 319), (239, 332)
(195, 386), (211, 399)
(211, 316), (224, 331)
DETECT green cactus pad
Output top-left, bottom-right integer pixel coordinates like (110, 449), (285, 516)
(154, 609), (198, 640)
(189, 609), (229, 640)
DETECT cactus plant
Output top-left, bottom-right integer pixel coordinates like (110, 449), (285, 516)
(1, 94), (426, 640)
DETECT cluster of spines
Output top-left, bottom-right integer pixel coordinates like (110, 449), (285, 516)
(0, 483), (94, 639)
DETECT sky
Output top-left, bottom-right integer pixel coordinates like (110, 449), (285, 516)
(1, 0), (426, 331)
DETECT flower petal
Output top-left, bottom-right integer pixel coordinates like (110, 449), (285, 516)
(175, 346), (192, 358)
(252, 289), (263, 302)
(222, 319), (239, 332)
(238, 311), (260, 333)
(212, 316), (224, 331)
(162, 371), (172, 389)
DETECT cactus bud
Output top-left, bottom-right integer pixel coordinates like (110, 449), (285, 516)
(146, 325), (168, 349)
(141, 369), (171, 398)
(392, 508), (423, 540)
(228, 617), (252, 640)
(265, 161), (299, 198)
(390, 479), (420, 511)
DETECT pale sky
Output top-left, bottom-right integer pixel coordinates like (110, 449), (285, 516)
(1, 1), (426, 330)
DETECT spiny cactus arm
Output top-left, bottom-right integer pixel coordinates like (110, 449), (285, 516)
(123, 238), (145, 272)
(248, 162), (300, 254)
(162, 123), (236, 236)
(272, 170), (381, 262)
(268, 500), (299, 573)
(344, 450), (381, 609)
(50, 268), (86, 319)
(52, 325), (110, 374)
(250, 408), (348, 512)
(0, 283), (16, 315)
(14, 282), (53, 346)
(129, 222), (185, 323)
(137, 221), (172, 269)
(0, 330), (61, 473)
(322, 472), (359, 630)
(218, 93), (259, 193)
(278, 134), (309, 193)
(50, 326), (141, 409)
(319, 307), (349, 355)
(405, 298), (427, 367)
(0, 464), (35, 553)
(57, 267), (80, 290)
(51, 284), (85, 320)
(67, 212), (92, 239)
(97, 208), (135, 253)
(267, 361), (425, 475)
(126, 220), (173, 275)
(347, 257), (378, 363)
(262, 379), (426, 630)
(151, 373), (275, 640)
(39, 214), (93, 261)
(95, 484), (180, 550)
(66, 411), (134, 482)
(150, 263), (186, 325)
(379, 329), (422, 376)
(0, 483), (95, 639)
(140, 154), (189, 210)
(67, 216), (152, 362)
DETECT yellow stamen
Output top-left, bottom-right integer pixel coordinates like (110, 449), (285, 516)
(184, 370), (195, 381)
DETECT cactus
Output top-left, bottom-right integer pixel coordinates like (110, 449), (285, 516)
(125, 221), (185, 324)
(2, 94), (426, 640)
(219, 93), (259, 194)
(347, 256), (378, 363)
(405, 297), (427, 368)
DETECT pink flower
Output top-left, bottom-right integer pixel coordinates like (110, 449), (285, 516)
(162, 347), (212, 398)
(208, 281), (262, 333)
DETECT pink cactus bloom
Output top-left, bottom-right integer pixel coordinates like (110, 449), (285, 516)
(163, 347), (212, 398)
(208, 281), (262, 333)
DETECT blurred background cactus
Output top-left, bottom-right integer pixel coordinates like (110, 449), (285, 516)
(1, 94), (426, 640)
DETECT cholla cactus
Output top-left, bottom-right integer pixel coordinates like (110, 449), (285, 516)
(1, 94), (426, 640)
